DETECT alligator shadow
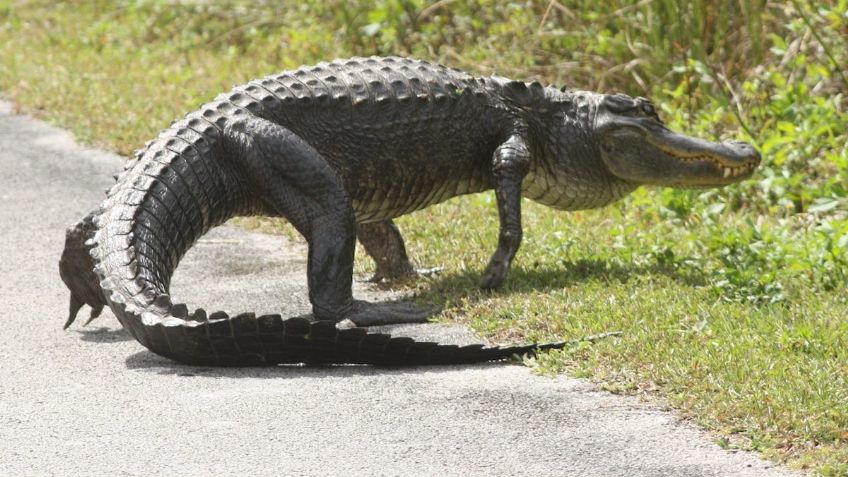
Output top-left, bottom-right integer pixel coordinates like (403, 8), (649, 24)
(123, 349), (509, 379)
(75, 326), (134, 343)
(413, 257), (708, 309)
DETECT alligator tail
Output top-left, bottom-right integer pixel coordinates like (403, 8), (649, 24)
(102, 304), (569, 366)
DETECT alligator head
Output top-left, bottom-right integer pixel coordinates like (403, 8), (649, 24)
(594, 94), (760, 187)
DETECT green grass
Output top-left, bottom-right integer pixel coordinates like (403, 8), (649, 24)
(1, 1), (846, 474)
(398, 196), (848, 472)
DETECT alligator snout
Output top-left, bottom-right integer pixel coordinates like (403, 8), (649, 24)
(723, 140), (761, 165)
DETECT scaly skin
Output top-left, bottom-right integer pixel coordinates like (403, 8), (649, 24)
(59, 56), (760, 366)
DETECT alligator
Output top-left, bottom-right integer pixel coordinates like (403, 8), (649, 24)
(59, 56), (760, 366)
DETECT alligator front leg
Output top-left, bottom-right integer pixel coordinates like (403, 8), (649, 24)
(479, 132), (531, 289)
(224, 116), (434, 326)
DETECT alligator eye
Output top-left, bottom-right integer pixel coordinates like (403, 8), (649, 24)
(641, 103), (655, 116)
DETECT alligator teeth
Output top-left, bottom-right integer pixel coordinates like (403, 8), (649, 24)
(723, 168), (732, 178)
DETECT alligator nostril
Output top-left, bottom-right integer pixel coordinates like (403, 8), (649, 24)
(724, 140), (760, 163)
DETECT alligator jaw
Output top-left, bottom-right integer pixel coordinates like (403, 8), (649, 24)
(648, 128), (761, 186)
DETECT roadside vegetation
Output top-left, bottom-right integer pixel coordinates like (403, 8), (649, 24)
(0, 1), (845, 473)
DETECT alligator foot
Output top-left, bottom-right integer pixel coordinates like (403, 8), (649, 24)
(479, 259), (510, 290)
(344, 299), (439, 326)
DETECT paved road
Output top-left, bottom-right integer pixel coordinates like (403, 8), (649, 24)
(0, 101), (794, 476)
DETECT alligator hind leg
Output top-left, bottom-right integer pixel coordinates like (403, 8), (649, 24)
(357, 220), (416, 282)
(358, 220), (443, 283)
(223, 116), (435, 326)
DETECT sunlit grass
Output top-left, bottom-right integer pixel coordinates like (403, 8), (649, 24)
(391, 195), (848, 473)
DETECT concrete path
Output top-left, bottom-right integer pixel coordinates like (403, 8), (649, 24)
(0, 101), (794, 476)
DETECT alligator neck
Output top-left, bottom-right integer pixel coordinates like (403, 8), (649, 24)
(521, 89), (637, 210)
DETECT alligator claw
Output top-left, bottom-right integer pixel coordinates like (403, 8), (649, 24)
(479, 260), (509, 290)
